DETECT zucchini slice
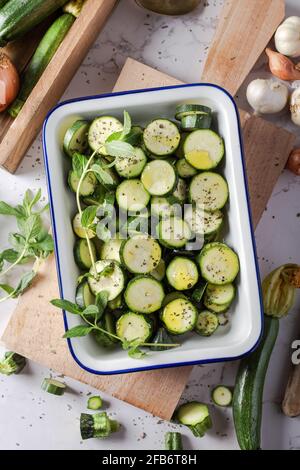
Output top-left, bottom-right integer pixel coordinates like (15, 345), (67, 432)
(115, 147), (147, 178)
(141, 160), (176, 196)
(72, 213), (95, 239)
(88, 260), (125, 300)
(176, 158), (197, 178)
(157, 216), (191, 249)
(204, 283), (235, 306)
(184, 205), (223, 237)
(195, 310), (219, 336)
(204, 299), (230, 313)
(181, 114), (212, 131)
(150, 258), (166, 281)
(143, 119), (180, 156)
(74, 238), (97, 270)
(174, 132), (188, 159)
(82, 184), (106, 206)
(151, 196), (179, 219)
(75, 281), (95, 309)
(88, 116), (123, 154)
(161, 298), (197, 334)
(175, 104), (212, 120)
(165, 432), (183, 450)
(166, 256), (199, 290)
(184, 130), (224, 170)
(80, 412), (119, 440)
(120, 234), (161, 274)
(176, 402), (212, 438)
(199, 242), (239, 285)
(100, 233), (123, 263)
(116, 179), (150, 211)
(189, 172), (229, 211)
(116, 312), (153, 344)
(87, 396), (103, 410)
(211, 386), (233, 407)
(63, 120), (89, 157)
(107, 293), (123, 311)
(171, 177), (187, 203)
(68, 170), (97, 196)
(41, 378), (66, 396)
(124, 275), (164, 314)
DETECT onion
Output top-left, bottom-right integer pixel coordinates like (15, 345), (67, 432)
(286, 149), (300, 175)
(0, 52), (20, 112)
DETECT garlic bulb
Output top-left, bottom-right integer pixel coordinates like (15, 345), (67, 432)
(290, 87), (300, 125)
(275, 16), (300, 58)
(246, 78), (288, 114)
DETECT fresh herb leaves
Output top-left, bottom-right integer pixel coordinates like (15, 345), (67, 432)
(0, 190), (53, 303)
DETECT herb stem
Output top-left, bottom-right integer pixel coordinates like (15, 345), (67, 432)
(141, 343), (181, 348)
(0, 242), (29, 278)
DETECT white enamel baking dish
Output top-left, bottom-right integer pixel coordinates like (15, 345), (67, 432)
(43, 84), (263, 375)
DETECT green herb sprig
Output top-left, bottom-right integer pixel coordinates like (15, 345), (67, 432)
(51, 295), (180, 359)
(0, 189), (54, 303)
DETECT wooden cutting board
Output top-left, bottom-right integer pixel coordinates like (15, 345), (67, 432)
(2, 58), (295, 419)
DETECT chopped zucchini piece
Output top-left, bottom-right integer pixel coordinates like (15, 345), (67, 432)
(199, 242), (239, 285)
(195, 310), (219, 336)
(80, 412), (120, 439)
(184, 129), (224, 170)
(41, 378), (66, 396)
(63, 119), (89, 157)
(177, 402), (212, 438)
(115, 147), (147, 178)
(157, 216), (191, 249)
(165, 431), (183, 450)
(166, 256), (199, 290)
(143, 119), (180, 156)
(0, 351), (26, 376)
(88, 260), (125, 300)
(211, 385), (233, 407)
(72, 213), (95, 239)
(74, 238), (97, 270)
(141, 160), (177, 196)
(204, 283), (235, 306)
(116, 312), (153, 344)
(120, 234), (161, 274)
(87, 395), (103, 410)
(161, 298), (197, 334)
(88, 116), (123, 154)
(75, 281), (95, 309)
(189, 172), (229, 211)
(124, 275), (164, 314)
(116, 179), (150, 211)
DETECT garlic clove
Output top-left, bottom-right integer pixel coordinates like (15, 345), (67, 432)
(265, 48), (300, 81)
(275, 16), (300, 58)
(290, 87), (300, 126)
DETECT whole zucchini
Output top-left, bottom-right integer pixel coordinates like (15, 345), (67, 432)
(0, 0), (68, 46)
(232, 316), (279, 450)
(9, 13), (75, 117)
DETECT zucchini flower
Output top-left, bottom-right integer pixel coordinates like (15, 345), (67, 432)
(262, 264), (300, 318)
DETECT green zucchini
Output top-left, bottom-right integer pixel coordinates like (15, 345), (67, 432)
(74, 238), (96, 270)
(120, 234), (161, 274)
(184, 130), (224, 170)
(176, 401), (212, 438)
(175, 104), (212, 121)
(0, 351), (26, 376)
(199, 242), (239, 285)
(0, 0), (68, 46)
(124, 275), (164, 314)
(150, 327), (174, 351)
(75, 281), (95, 309)
(181, 114), (212, 131)
(63, 120), (89, 157)
(166, 256), (199, 291)
(41, 378), (66, 396)
(165, 432), (183, 450)
(116, 311), (153, 344)
(9, 14), (76, 117)
(143, 119), (180, 156)
(232, 316), (279, 450)
(68, 169), (97, 196)
(80, 412), (120, 440)
(87, 395), (102, 410)
(176, 158), (197, 178)
(161, 298), (197, 334)
(141, 159), (177, 196)
(212, 386), (233, 407)
(195, 310), (219, 336)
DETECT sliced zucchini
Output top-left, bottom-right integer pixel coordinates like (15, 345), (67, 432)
(181, 114), (212, 131)
(184, 205), (223, 238)
(41, 378), (66, 396)
(184, 130), (224, 170)
(87, 396), (103, 410)
(150, 327), (174, 351)
(116, 179), (150, 211)
(165, 432), (183, 450)
(143, 119), (180, 156)
(195, 310), (219, 336)
(63, 120), (89, 157)
(115, 147), (147, 178)
(116, 312), (153, 344)
(204, 299), (230, 313)
(74, 238), (97, 270)
(204, 283), (235, 306)
(75, 281), (95, 309)
(82, 184), (106, 206)
(151, 196), (179, 219)
(100, 233), (123, 263)
(119, 213), (149, 238)
(199, 242), (239, 285)
(162, 291), (187, 307)
(189, 172), (229, 211)
(88, 116), (123, 154)
(157, 216), (191, 248)
(176, 158), (197, 178)
(174, 133), (188, 159)
(120, 234), (161, 274)
(176, 402), (212, 438)
(88, 260), (125, 300)
(166, 257), (199, 291)
(68, 170), (97, 196)
(150, 259), (166, 281)
(161, 298), (197, 334)
(80, 412), (119, 439)
(72, 213), (95, 239)
(141, 160), (176, 196)
(211, 386), (233, 407)
(124, 275), (164, 314)
(107, 293), (123, 311)
(171, 177), (187, 203)
(93, 313), (118, 348)
(175, 104), (212, 120)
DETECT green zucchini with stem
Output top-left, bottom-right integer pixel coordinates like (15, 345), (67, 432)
(0, 0), (68, 46)
(9, 12), (77, 117)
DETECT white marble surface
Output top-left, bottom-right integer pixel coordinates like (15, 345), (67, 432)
(0, 0), (300, 450)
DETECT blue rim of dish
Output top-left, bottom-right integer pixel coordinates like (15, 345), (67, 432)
(42, 82), (264, 376)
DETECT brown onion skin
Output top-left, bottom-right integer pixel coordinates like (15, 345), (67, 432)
(286, 149), (300, 176)
(0, 52), (20, 112)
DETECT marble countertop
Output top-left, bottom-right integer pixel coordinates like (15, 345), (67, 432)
(0, 0), (300, 450)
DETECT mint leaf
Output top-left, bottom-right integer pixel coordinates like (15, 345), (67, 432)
(8, 233), (26, 250)
(104, 140), (135, 158)
(0, 201), (25, 219)
(128, 346), (146, 359)
(12, 271), (36, 297)
(72, 153), (87, 177)
(63, 325), (94, 338)
(23, 188), (41, 216)
(0, 283), (14, 295)
(98, 263), (114, 279)
(51, 299), (82, 315)
(0, 249), (20, 264)
(81, 205), (98, 229)
(91, 164), (114, 186)
(30, 233), (54, 254)
(83, 305), (99, 317)
(95, 291), (109, 319)
(122, 128), (142, 146)
(120, 110), (131, 139)
(105, 131), (122, 143)
(23, 214), (42, 241)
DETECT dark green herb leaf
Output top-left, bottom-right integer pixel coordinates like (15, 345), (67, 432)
(81, 205), (98, 229)
(91, 164), (114, 186)
(120, 110), (131, 139)
(122, 128), (142, 146)
(72, 153), (87, 178)
(95, 291), (109, 320)
(105, 130), (122, 143)
(12, 271), (36, 297)
(0, 201), (25, 219)
(23, 215), (42, 241)
(8, 233), (26, 250)
(51, 299), (82, 315)
(30, 234), (54, 254)
(83, 305), (99, 317)
(23, 188), (41, 216)
(63, 325), (94, 339)
(105, 141), (135, 158)
(0, 283), (14, 295)
(0, 249), (20, 264)
(128, 346), (146, 359)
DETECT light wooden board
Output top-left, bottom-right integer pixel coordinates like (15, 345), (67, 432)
(2, 58), (295, 420)
(201, 0), (285, 95)
(0, 0), (117, 173)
